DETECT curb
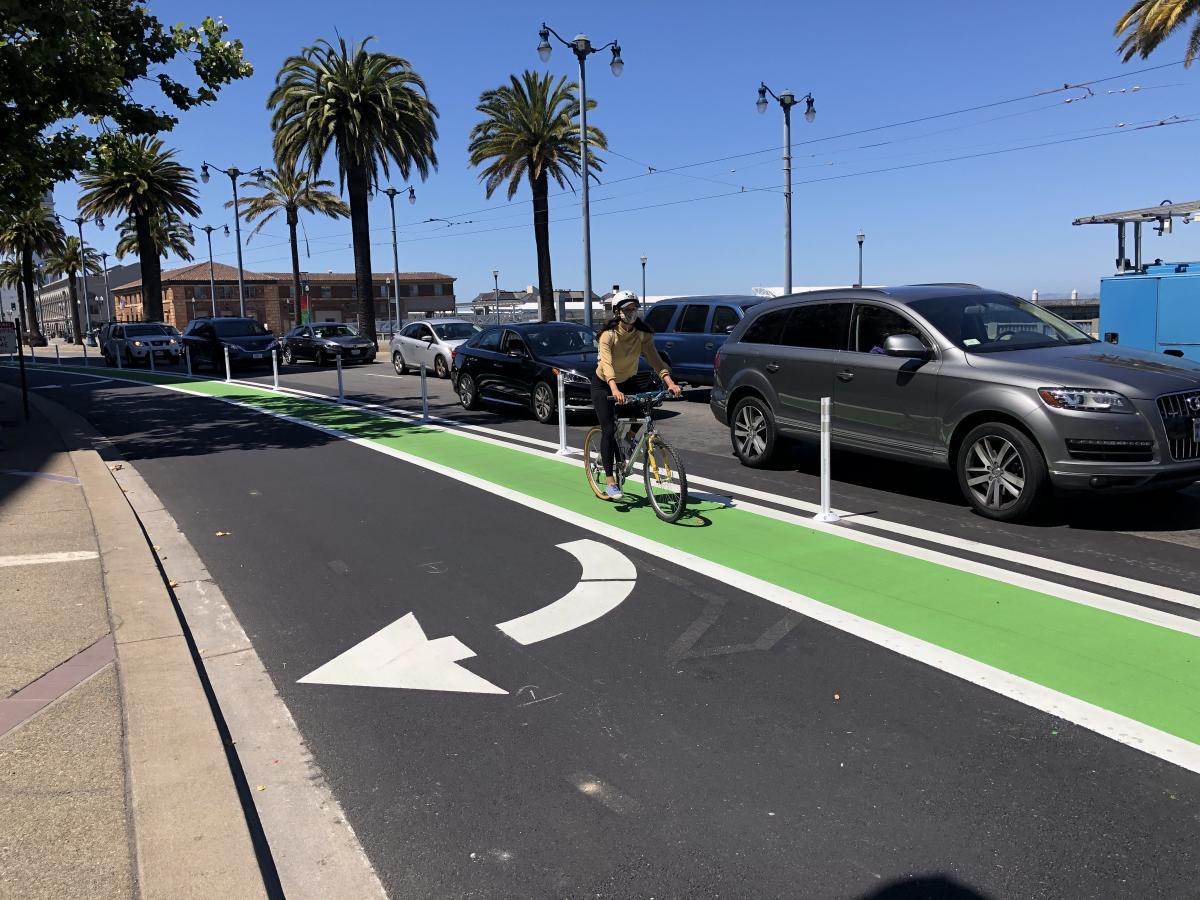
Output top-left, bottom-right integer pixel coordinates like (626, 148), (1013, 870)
(24, 389), (268, 900)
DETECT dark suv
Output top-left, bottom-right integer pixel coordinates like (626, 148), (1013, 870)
(181, 317), (280, 371)
(643, 295), (762, 387)
(712, 285), (1200, 521)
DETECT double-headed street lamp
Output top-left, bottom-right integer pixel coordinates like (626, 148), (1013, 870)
(57, 213), (104, 341)
(856, 230), (866, 288)
(99, 252), (113, 322)
(383, 185), (416, 329)
(756, 83), (816, 297)
(492, 269), (500, 325)
(189, 224), (229, 317)
(537, 22), (624, 329)
(640, 254), (647, 301)
(201, 162), (264, 316)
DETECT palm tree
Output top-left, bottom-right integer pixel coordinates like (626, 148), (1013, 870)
(78, 135), (200, 322)
(45, 236), (101, 343)
(1116, 0), (1200, 65)
(469, 71), (607, 322)
(269, 36), (438, 340)
(116, 212), (195, 262)
(0, 205), (64, 340)
(0, 258), (24, 325)
(231, 161), (349, 326)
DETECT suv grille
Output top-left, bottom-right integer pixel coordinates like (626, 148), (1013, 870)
(1157, 390), (1200, 461)
(1064, 439), (1154, 462)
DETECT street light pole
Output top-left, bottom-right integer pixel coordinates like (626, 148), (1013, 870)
(195, 224), (228, 317)
(202, 162), (263, 317)
(100, 252), (112, 322)
(384, 185), (416, 330)
(640, 254), (647, 301)
(757, 83), (816, 297)
(856, 231), (865, 288)
(493, 269), (500, 325)
(538, 23), (624, 330)
(57, 213), (103, 342)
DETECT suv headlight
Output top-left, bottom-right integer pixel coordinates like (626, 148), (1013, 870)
(1038, 387), (1134, 414)
(131, 340), (144, 347)
(555, 368), (590, 385)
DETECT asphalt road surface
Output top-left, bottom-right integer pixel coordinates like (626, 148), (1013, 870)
(8, 356), (1200, 899)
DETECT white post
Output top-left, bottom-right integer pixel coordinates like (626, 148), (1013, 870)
(149, 347), (155, 373)
(82, 342), (88, 365)
(29, 343), (35, 361)
(337, 353), (344, 404)
(116, 346), (122, 369)
(420, 363), (429, 421)
(224, 346), (231, 382)
(556, 370), (569, 456)
(814, 396), (840, 523)
(272, 348), (279, 390)
(55, 344), (61, 366)
(185, 344), (192, 377)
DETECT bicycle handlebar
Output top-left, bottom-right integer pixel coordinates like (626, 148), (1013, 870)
(612, 389), (676, 407)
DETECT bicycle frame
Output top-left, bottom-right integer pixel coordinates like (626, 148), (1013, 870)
(612, 410), (658, 485)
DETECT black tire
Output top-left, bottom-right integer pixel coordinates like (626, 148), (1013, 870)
(582, 426), (609, 499)
(729, 395), (779, 468)
(956, 422), (1047, 522)
(457, 372), (481, 410)
(644, 434), (688, 523)
(434, 354), (450, 379)
(283, 345), (296, 365)
(393, 351), (408, 375)
(532, 381), (556, 424)
(314, 349), (327, 367)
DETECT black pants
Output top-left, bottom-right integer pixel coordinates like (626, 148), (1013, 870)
(591, 373), (654, 477)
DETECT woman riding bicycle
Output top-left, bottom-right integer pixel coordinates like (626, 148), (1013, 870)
(592, 291), (683, 500)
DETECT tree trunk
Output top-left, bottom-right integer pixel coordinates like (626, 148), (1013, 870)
(136, 209), (163, 321)
(287, 208), (302, 330)
(68, 269), (83, 343)
(346, 166), (377, 343)
(530, 169), (554, 321)
(21, 247), (40, 338)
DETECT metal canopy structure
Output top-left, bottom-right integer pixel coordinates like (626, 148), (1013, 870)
(1073, 200), (1200, 274)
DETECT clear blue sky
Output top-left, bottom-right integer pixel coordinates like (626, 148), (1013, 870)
(55, 0), (1200, 301)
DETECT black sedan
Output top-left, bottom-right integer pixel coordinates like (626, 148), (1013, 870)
(451, 322), (652, 423)
(181, 317), (280, 370)
(281, 323), (377, 366)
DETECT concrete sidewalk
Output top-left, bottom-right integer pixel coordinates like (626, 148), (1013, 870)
(0, 385), (267, 899)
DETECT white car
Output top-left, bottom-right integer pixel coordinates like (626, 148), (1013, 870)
(390, 318), (480, 378)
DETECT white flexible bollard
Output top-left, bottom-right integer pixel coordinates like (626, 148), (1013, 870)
(272, 348), (279, 390)
(556, 370), (569, 456)
(82, 342), (88, 365)
(149, 346), (155, 372)
(337, 353), (344, 403)
(116, 345), (122, 369)
(813, 396), (841, 523)
(185, 344), (192, 377)
(55, 344), (61, 366)
(224, 346), (231, 382)
(420, 363), (429, 422)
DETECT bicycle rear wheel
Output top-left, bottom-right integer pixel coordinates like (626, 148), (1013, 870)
(644, 434), (688, 523)
(583, 427), (608, 499)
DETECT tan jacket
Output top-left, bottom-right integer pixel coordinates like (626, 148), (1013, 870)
(596, 325), (670, 384)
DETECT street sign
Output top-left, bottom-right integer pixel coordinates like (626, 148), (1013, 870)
(0, 321), (15, 354)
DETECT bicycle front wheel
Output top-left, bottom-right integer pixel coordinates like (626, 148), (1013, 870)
(583, 427), (608, 499)
(644, 434), (688, 523)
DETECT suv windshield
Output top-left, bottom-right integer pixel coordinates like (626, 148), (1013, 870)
(313, 325), (357, 338)
(432, 322), (479, 341)
(211, 319), (269, 337)
(909, 294), (1094, 353)
(523, 325), (597, 355)
(124, 324), (163, 337)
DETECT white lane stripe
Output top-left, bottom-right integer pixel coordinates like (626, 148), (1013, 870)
(183, 396), (1200, 776)
(0, 550), (98, 568)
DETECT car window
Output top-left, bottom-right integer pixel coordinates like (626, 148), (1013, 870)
(677, 304), (709, 334)
(475, 328), (502, 352)
(740, 308), (789, 345)
(523, 325), (596, 355)
(780, 303), (852, 350)
(644, 304), (676, 333)
(711, 306), (740, 334)
(124, 324), (161, 337)
(502, 331), (527, 354)
(432, 322), (478, 341)
(851, 304), (928, 354)
(313, 325), (356, 338)
(212, 319), (269, 337)
(419, 325), (436, 341)
(909, 293), (1093, 353)
(400, 324), (419, 338)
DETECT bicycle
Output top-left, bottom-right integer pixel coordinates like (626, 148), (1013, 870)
(583, 390), (689, 523)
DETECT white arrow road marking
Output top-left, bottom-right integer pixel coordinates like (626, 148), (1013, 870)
(496, 539), (636, 646)
(0, 550), (98, 568)
(298, 612), (506, 694)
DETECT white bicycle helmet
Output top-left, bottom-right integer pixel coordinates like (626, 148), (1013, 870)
(611, 289), (639, 311)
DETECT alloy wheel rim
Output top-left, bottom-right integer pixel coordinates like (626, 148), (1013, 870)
(534, 385), (552, 419)
(460, 377), (474, 405)
(965, 435), (1025, 510)
(436, 357), (448, 377)
(733, 406), (767, 458)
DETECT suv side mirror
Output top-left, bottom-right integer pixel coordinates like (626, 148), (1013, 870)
(883, 333), (930, 359)
(724, 324), (736, 334)
(507, 341), (527, 358)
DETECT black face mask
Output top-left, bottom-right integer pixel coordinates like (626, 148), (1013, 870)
(619, 308), (640, 325)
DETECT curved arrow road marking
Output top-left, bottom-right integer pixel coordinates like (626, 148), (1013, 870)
(298, 612), (506, 694)
(496, 539), (636, 646)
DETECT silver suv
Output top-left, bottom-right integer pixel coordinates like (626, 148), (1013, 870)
(711, 285), (1200, 521)
(101, 321), (181, 367)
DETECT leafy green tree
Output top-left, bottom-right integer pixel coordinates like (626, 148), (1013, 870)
(78, 135), (200, 322)
(0, 3), (251, 219)
(1115, 1), (1200, 65)
(45, 236), (101, 343)
(469, 71), (606, 321)
(231, 162), (350, 325)
(269, 36), (438, 339)
(0, 205), (64, 339)
(116, 212), (196, 263)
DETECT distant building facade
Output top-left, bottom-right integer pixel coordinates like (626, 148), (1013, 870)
(37, 263), (140, 339)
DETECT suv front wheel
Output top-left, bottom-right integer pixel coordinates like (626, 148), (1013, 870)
(729, 395), (779, 468)
(956, 422), (1047, 521)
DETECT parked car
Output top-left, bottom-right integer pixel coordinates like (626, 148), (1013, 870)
(643, 295), (764, 387)
(182, 317), (279, 371)
(711, 285), (1200, 521)
(101, 321), (182, 367)
(390, 318), (480, 378)
(280, 323), (376, 366)
(452, 322), (652, 423)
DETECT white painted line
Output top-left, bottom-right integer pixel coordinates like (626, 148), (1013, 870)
(0, 550), (98, 568)
(299, 613), (506, 694)
(367, 373), (405, 379)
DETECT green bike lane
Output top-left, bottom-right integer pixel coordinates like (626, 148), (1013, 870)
(21, 363), (1200, 767)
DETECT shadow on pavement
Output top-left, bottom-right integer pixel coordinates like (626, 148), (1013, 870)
(858, 875), (991, 899)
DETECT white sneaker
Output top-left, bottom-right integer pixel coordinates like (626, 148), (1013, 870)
(605, 483), (624, 500)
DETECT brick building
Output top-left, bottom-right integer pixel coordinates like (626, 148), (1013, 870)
(111, 263), (457, 332)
